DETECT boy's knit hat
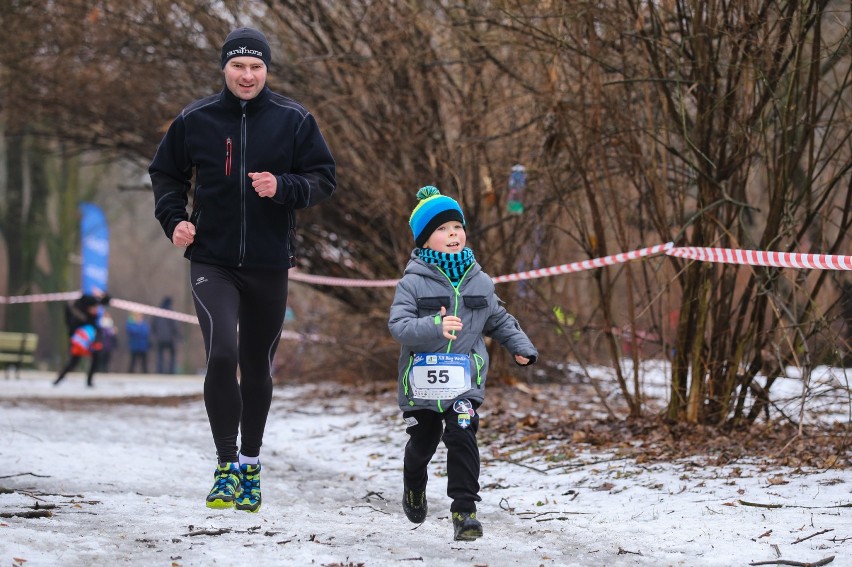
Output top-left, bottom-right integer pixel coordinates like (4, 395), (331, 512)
(409, 186), (465, 247)
(221, 27), (272, 69)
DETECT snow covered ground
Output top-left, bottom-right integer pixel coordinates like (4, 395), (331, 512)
(1, 370), (849, 567)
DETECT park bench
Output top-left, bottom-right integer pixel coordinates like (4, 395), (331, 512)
(0, 331), (39, 379)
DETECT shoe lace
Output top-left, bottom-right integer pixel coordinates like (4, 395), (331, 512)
(212, 467), (237, 492)
(240, 468), (260, 497)
(406, 488), (425, 508)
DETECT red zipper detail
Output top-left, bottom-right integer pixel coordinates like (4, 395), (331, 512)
(225, 137), (232, 176)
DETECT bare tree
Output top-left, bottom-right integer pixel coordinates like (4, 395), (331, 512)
(474, 0), (852, 424)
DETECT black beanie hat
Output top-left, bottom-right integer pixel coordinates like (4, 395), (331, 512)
(221, 27), (271, 69)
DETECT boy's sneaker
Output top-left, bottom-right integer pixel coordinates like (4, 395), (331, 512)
(402, 485), (427, 523)
(206, 462), (240, 509)
(235, 463), (262, 513)
(452, 511), (483, 541)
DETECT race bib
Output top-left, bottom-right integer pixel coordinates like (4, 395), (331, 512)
(410, 353), (472, 400)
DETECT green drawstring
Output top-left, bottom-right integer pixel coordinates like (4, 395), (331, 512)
(473, 352), (484, 386)
(403, 355), (414, 402)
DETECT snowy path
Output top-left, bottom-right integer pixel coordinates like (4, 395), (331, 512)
(1, 371), (849, 566)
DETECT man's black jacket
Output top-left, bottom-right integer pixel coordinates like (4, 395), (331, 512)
(150, 86), (336, 270)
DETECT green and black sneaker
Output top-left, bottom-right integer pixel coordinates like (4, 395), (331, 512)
(452, 511), (483, 541)
(402, 485), (427, 523)
(235, 463), (262, 513)
(206, 462), (240, 509)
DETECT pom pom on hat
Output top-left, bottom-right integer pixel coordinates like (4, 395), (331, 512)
(409, 186), (465, 247)
(416, 185), (441, 200)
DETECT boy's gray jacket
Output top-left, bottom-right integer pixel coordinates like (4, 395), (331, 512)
(388, 251), (538, 413)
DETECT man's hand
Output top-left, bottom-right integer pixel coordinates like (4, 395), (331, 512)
(172, 220), (196, 248)
(249, 171), (277, 198)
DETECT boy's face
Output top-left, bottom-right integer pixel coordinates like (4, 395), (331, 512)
(423, 220), (466, 253)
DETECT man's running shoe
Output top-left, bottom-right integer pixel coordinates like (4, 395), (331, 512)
(235, 463), (262, 513)
(402, 485), (427, 523)
(452, 511), (483, 541)
(205, 462), (240, 509)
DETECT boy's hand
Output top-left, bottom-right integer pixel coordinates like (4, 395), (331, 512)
(514, 354), (530, 365)
(439, 306), (463, 340)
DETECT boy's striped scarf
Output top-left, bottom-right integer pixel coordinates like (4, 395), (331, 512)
(417, 247), (475, 286)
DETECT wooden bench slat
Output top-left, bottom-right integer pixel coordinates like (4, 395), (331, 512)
(0, 332), (39, 378)
(0, 354), (35, 363)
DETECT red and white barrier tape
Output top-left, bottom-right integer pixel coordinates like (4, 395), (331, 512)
(667, 247), (852, 270)
(107, 298), (318, 342)
(0, 293), (312, 341)
(289, 270), (399, 288)
(288, 242), (677, 287)
(3, 244), (850, 309)
(0, 291), (80, 305)
(491, 242), (675, 283)
(108, 298), (199, 324)
(488, 243), (852, 282)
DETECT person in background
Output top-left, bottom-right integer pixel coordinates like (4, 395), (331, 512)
(126, 312), (151, 373)
(151, 296), (180, 374)
(149, 26), (336, 513)
(53, 293), (110, 387)
(98, 310), (118, 373)
(388, 186), (538, 541)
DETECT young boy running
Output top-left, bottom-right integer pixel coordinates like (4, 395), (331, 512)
(388, 186), (538, 541)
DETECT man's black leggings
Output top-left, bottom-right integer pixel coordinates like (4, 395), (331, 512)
(190, 262), (288, 464)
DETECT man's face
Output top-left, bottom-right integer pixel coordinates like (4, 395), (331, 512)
(224, 56), (267, 100)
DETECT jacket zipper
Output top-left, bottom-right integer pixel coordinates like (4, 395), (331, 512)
(437, 264), (474, 354)
(225, 138), (232, 176)
(239, 108), (247, 266)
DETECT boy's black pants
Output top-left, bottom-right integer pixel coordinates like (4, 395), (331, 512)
(402, 405), (481, 513)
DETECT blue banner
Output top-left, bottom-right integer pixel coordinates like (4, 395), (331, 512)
(79, 202), (109, 295)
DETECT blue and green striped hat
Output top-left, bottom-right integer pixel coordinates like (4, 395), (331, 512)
(409, 186), (466, 247)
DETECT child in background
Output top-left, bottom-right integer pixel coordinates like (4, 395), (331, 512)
(388, 186), (538, 541)
(151, 296), (180, 374)
(126, 312), (151, 373)
(98, 310), (118, 372)
(54, 293), (109, 387)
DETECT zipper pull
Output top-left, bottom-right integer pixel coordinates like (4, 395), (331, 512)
(225, 138), (232, 176)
